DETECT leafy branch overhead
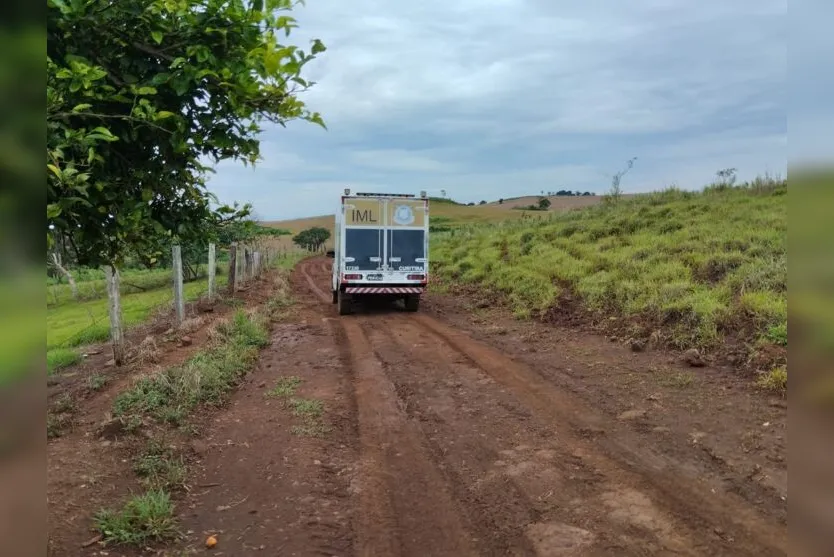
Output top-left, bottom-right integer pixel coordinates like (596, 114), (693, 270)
(47, 0), (327, 267)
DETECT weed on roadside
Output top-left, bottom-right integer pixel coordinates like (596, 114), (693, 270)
(268, 376), (302, 398)
(88, 373), (108, 391)
(47, 413), (71, 439)
(113, 310), (269, 425)
(47, 348), (81, 374)
(289, 397), (324, 418)
(133, 441), (188, 491)
(226, 298), (244, 309)
(266, 294), (293, 318)
(763, 322), (787, 347)
(52, 393), (77, 414)
(657, 370), (695, 388)
(757, 365), (787, 394)
(267, 377), (329, 436)
(94, 490), (178, 546)
(288, 397), (329, 437)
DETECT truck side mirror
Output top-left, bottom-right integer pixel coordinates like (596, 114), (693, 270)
(326, 250), (335, 258)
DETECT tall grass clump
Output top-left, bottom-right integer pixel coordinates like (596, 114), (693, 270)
(113, 309), (270, 425)
(432, 176), (787, 364)
(94, 490), (178, 545)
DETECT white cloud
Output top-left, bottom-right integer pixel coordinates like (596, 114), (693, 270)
(206, 0), (789, 220)
(349, 149), (458, 173)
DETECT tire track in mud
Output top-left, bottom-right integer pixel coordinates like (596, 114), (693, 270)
(404, 312), (788, 556)
(301, 260), (478, 557)
(299, 259), (786, 556)
(368, 314), (698, 556)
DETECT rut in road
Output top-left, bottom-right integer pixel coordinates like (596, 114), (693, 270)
(305, 260), (478, 556)
(301, 258), (786, 557)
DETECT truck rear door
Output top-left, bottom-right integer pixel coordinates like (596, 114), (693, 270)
(343, 197), (384, 272)
(386, 199), (427, 274)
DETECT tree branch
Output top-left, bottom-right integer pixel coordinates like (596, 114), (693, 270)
(53, 112), (173, 134)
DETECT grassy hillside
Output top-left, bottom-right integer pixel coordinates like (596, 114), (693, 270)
(431, 180), (787, 377)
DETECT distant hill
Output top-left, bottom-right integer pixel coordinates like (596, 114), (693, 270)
(483, 194), (636, 210)
(261, 193), (618, 237)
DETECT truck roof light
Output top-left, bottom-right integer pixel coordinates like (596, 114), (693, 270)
(355, 192), (415, 198)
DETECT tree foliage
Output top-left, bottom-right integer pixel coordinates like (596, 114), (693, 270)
(46, 0), (326, 267)
(292, 226), (330, 252)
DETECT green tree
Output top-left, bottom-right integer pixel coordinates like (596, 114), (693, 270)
(537, 197), (551, 210)
(46, 0), (326, 268)
(292, 227), (330, 252)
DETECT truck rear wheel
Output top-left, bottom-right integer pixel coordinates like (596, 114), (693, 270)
(332, 290), (338, 304)
(338, 291), (352, 315)
(404, 294), (420, 312)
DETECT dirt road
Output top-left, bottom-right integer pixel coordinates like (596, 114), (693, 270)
(171, 258), (786, 556)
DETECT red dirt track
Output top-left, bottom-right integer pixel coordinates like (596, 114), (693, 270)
(48, 257), (788, 556)
(184, 257), (784, 556)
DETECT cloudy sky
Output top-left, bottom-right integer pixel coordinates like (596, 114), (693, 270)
(207, 0), (789, 221)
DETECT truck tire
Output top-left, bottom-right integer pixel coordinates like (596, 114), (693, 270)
(404, 294), (420, 312)
(338, 291), (352, 315)
(332, 290), (338, 304)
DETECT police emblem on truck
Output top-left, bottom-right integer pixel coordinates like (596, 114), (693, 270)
(393, 204), (415, 225)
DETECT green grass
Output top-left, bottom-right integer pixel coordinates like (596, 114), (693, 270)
(47, 347), (81, 374)
(269, 376), (302, 397)
(47, 276), (228, 350)
(266, 376), (329, 436)
(273, 251), (307, 270)
(88, 372), (108, 391)
(47, 413), (71, 439)
(94, 490), (178, 546)
(113, 309), (270, 425)
(133, 441), (188, 491)
(46, 271), (231, 376)
(47, 263), (230, 307)
(289, 397), (324, 418)
(432, 179), (787, 365)
(657, 370), (696, 388)
(756, 366), (787, 394)
(288, 396), (328, 437)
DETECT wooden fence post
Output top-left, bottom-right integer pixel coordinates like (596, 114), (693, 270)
(243, 245), (248, 283)
(207, 243), (216, 301)
(237, 244), (245, 286)
(228, 243), (237, 293)
(105, 265), (125, 365)
(172, 245), (185, 325)
(254, 251), (261, 277)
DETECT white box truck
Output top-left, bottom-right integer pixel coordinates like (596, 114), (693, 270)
(328, 190), (429, 315)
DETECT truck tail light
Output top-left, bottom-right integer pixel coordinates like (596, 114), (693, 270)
(343, 274), (362, 281)
(407, 274), (426, 281)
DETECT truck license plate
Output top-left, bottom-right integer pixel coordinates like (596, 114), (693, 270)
(367, 274), (383, 281)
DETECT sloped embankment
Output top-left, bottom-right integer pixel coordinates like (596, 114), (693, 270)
(431, 181), (787, 382)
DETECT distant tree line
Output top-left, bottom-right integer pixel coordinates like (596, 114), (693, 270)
(551, 190), (595, 196)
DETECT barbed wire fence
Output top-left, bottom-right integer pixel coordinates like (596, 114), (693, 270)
(50, 239), (305, 366)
